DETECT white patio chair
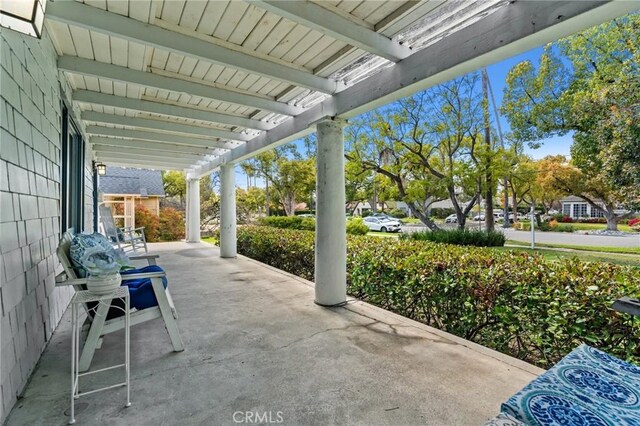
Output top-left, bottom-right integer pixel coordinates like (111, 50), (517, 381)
(56, 229), (184, 372)
(99, 204), (148, 254)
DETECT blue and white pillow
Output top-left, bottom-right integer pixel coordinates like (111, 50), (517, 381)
(70, 233), (128, 277)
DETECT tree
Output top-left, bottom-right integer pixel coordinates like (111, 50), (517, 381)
(502, 14), (640, 230)
(346, 74), (498, 230)
(243, 144), (316, 216)
(162, 171), (186, 206)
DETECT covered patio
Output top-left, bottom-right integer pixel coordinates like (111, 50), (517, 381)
(6, 242), (542, 425)
(1, 0), (637, 423)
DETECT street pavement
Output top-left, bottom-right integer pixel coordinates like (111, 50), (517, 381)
(399, 225), (640, 248)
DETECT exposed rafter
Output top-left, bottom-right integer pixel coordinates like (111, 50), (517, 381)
(46, 1), (337, 94)
(91, 137), (219, 156)
(97, 152), (199, 165)
(92, 145), (207, 161)
(97, 157), (193, 171)
(251, 1), (412, 62)
(74, 91), (273, 131)
(191, 0), (634, 178)
(81, 112), (251, 142)
(85, 126), (234, 149)
(58, 57), (302, 117)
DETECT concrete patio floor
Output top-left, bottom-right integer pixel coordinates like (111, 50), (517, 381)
(6, 241), (543, 425)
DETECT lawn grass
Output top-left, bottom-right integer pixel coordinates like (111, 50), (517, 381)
(495, 246), (640, 267)
(566, 223), (634, 232)
(367, 231), (401, 238)
(506, 239), (640, 255)
(400, 218), (422, 224)
(202, 237), (217, 245)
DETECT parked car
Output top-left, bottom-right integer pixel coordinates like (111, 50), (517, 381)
(297, 213), (315, 218)
(444, 214), (458, 223)
(363, 216), (401, 233)
(472, 214), (485, 221)
(371, 213), (397, 221)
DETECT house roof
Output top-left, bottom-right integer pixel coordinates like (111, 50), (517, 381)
(99, 167), (165, 197)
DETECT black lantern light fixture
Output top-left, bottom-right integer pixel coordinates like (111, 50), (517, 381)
(0, 0), (47, 39)
(95, 162), (107, 176)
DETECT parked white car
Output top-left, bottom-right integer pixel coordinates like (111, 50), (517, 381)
(444, 214), (458, 223)
(363, 216), (401, 233)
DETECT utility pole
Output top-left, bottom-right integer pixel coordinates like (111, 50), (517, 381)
(265, 172), (270, 216)
(481, 68), (495, 232)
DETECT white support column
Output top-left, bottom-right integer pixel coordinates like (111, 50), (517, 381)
(220, 164), (237, 258)
(314, 118), (347, 306)
(186, 178), (200, 242)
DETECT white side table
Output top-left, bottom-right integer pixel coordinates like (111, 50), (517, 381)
(69, 287), (131, 424)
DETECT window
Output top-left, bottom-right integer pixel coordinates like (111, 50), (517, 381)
(61, 105), (85, 232)
(562, 204), (571, 216)
(591, 206), (605, 218)
(572, 203), (587, 218)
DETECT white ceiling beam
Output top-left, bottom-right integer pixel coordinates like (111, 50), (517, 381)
(97, 152), (199, 166)
(92, 145), (207, 161)
(74, 90), (273, 131)
(85, 126), (234, 149)
(46, 1), (337, 94)
(191, 0), (635, 178)
(97, 157), (193, 171)
(81, 111), (251, 142)
(58, 56), (302, 117)
(91, 137), (219, 156)
(251, 1), (412, 62)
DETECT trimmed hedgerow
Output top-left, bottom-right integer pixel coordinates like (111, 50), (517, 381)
(258, 215), (369, 235)
(235, 226), (640, 367)
(402, 229), (506, 247)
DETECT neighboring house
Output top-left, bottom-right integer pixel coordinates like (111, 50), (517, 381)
(99, 167), (165, 228)
(560, 195), (610, 219)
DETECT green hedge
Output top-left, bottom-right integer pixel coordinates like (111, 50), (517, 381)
(258, 215), (368, 235)
(236, 226), (640, 367)
(402, 229), (506, 247)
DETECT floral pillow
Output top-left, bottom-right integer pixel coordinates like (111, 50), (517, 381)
(70, 233), (130, 277)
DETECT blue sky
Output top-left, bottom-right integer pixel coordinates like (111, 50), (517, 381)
(235, 45), (573, 187)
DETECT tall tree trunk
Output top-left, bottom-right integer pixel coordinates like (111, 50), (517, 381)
(406, 202), (439, 230)
(265, 175), (270, 216)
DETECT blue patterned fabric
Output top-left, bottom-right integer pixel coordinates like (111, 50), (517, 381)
(501, 344), (640, 426)
(70, 233), (121, 277)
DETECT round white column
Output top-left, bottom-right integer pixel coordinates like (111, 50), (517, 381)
(220, 164), (237, 258)
(314, 118), (347, 306)
(186, 178), (200, 242)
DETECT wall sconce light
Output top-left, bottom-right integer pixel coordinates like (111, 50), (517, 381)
(0, 0), (47, 39)
(95, 162), (107, 176)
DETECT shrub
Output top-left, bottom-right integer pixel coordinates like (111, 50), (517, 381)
(158, 207), (185, 241)
(429, 207), (455, 219)
(234, 226), (640, 367)
(134, 204), (159, 242)
(628, 218), (640, 227)
(259, 216), (315, 230)
(559, 215), (574, 223)
(402, 229), (506, 247)
(346, 217), (369, 235)
(389, 209), (407, 218)
(260, 215), (367, 235)
(578, 217), (608, 224)
(361, 210), (372, 217)
(556, 224), (574, 232)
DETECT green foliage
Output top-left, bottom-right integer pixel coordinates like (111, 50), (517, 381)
(134, 204), (159, 242)
(346, 217), (369, 235)
(162, 171), (187, 204)
(259, 215), (369, 235)
(259, 216), (316, 231)
(502, 14), (640, 225)
(158, 207), (185, 241)
(429, 208), (455, 219)
(388, 209), (407, 218)
(235, 226), (640, 367)
(402, 229), (506, 247)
